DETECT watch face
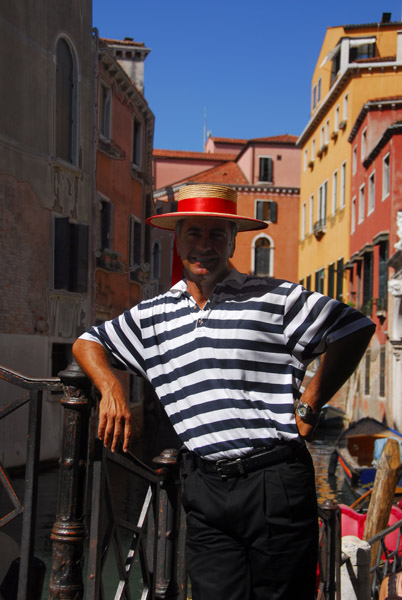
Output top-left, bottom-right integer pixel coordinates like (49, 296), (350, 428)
(298, 404), (308, 417)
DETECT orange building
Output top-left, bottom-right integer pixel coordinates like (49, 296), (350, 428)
(297, 14), (402, 302)
(152, 135), (300, 291)
(95, 38), (155, 322)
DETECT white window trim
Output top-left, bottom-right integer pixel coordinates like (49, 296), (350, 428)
(352, 146), (357, 175)
(251, 233), (274, 276)
(382, 152), (390, 200)
(351, 196), (356, 233)
(340, 161), (346, 209)
(361, 127), (367, 162)
(332, 170), (338, 216)
(309, 195), (314, 234)
(358, 183), (365, 224)
(368, 170), (375, 216)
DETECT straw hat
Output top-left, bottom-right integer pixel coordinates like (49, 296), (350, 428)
(147, 184), (268, 232)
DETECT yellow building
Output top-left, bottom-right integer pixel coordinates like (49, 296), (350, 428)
(298, 15), (402, 301)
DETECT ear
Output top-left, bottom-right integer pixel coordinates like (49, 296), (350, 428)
(229, 236), (236, 259)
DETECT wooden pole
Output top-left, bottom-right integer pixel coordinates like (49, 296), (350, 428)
(363, 437), (401, 569)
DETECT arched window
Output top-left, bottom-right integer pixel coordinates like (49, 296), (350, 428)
(55, 38), (77, 163)
(253, 235), (273, 277)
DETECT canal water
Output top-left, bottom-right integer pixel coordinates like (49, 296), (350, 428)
(0, 427), (353, 598)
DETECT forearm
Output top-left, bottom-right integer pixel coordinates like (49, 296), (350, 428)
(72, 338), (132, 452)
(297, 324), (375, 438)
(301, 324), (375, 410)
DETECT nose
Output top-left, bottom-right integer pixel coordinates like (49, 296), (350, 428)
(198, 232), (213, 250)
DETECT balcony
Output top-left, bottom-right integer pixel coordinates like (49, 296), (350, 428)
(313, 219), (326, 240)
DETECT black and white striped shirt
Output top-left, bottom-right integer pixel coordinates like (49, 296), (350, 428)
(81, 270), (372, 460)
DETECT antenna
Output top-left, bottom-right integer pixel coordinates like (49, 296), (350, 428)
(203, 106), (207, 150)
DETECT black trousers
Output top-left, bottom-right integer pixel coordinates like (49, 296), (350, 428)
(182, 446), (318, 600)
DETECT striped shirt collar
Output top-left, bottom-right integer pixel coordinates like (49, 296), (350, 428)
(169, 268), (248, 300)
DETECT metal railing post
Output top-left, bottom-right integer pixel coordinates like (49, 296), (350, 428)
(320, 499), (341, 600)
(48, 360), (93, 599)
(153, 449), (187, 600)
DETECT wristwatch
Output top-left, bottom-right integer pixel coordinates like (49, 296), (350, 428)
(296, 401), (320, 426)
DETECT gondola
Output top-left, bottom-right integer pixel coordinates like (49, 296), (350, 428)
(329, 417), (402, 497)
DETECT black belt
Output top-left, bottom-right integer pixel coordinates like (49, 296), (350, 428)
(195, 444), (298, 480)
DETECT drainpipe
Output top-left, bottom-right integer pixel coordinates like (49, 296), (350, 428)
(90, 27), (99, 326)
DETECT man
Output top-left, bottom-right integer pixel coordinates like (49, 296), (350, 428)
(73, 183), (375, 600)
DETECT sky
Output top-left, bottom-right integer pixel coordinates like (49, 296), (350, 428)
(92, 0), (402, 152)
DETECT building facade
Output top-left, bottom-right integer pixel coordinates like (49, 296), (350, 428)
(298, 15), (402, 303)
(0, 1), (95, 465)
(347, 99), (402, 425)
(152, 135), (300, 292)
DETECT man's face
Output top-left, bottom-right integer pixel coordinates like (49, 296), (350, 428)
(176, 217), (236, 281)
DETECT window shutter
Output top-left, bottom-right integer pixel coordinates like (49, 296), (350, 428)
(266, 158), (273, 183)
(270, 201), (278, 223)
(54, 217), (71, 290)
(73, 224), (89, 293)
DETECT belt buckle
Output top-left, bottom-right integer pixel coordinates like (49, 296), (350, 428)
(215, 459), (229, 480)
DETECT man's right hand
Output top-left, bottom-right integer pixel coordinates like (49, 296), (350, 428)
(72, 338), (133, 452)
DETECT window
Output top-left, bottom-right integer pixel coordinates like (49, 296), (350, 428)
(306, 274), (311, 291)
(378, 241), (388, 311)
(132, 117), (142, 167)
(309, 195), (314, 234)
(317, 78), (321, 102)
(379, 346), (386, 398)
(303, 149), (308, 171)
(311, 140), (316, 161)
(332, 170), (338, 215)
(352, 146), (357, 175)
(358, 184), (365, 224)
(368, 172), (375, 215)
(336, 258), (344, 301)
(256, 200), (277, 223)
(351, 196), (356, 233)
(315, 268), (325, 293)
(312, 85), (317, 109)
(254, 237), (272, 276)
(55, 38), (77, 163)
(328, 263), (335, 298)
(320, 127), (324, 149)
(331, 49), (341, 84)
(54, 217), (88, 293)
(129, 215), (142, 270)
(99, 82), (111, 139)
(364, 350), (371, 395)
(340, 162), (346, 208)
(318, 181), (328, 225)
(362, 251), (373, 313)
(361, 128), (367, 161)
(349, 40), (376, 61)
(343, 94), (348, 122)
(382, 153), (390, 199)
(334, 105), (340, 132)
(259, 157), (273, 182)
(325, 120), (329, 144)
(99, 199), (114, 252)
(301, 203), (306, 240)
(51, 343), (72, 378)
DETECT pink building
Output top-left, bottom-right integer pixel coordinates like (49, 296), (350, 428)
(152, 135), (301, 292)
(348, 98), (402, 423)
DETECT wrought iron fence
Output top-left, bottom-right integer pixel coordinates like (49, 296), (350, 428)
(369, 517), (402, 599)
(0, 365), (62, 599)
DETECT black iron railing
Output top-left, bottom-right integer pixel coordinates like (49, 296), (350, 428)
(3, 360), (402, 599)
(369, 517), (402, 599)
(0, 366), (63, 599)
(317, 500), (341, 600)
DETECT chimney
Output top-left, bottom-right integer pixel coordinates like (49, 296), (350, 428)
(381, 12), (391, 23)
